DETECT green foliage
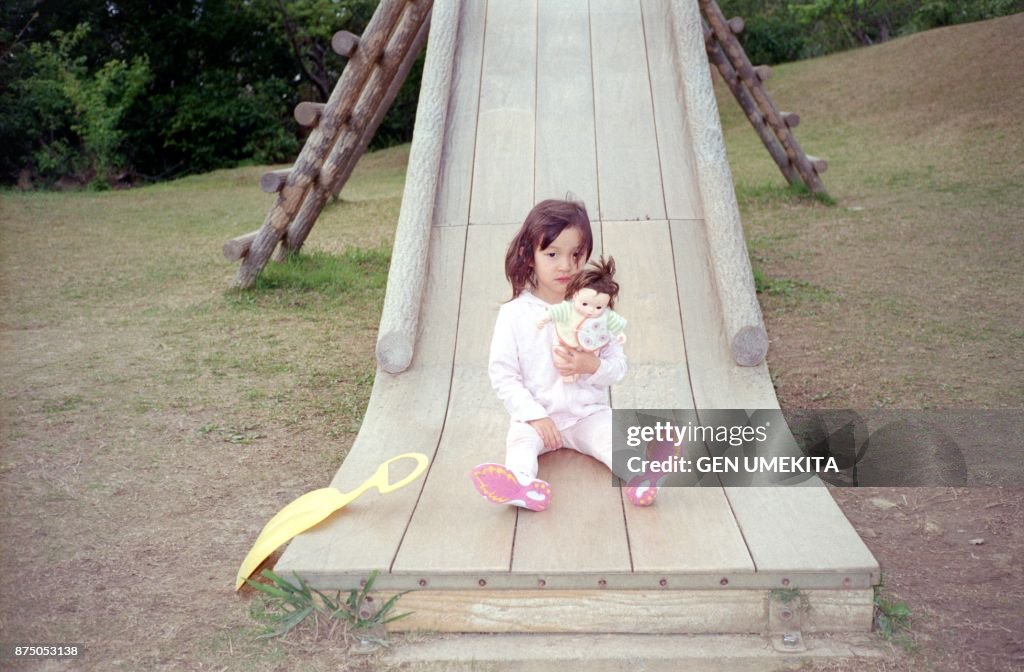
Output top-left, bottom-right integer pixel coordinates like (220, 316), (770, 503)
(720, 0), (1023, 64)
(874, 581), (913, 640)
(0, 0), (422, 186)
(247, 569), (411, 640)
(909, 0), (1024, 31)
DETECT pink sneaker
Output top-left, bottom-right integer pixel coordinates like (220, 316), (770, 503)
(470, 463), (551, 512)
(623, 440), (681, 507)
(625, 481), (658, 506)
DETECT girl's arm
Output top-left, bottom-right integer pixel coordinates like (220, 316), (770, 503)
(585, 337), (627, 387)
(489, 307), (548, 422)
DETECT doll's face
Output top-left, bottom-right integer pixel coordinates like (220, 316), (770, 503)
(573, 288), (610, 318)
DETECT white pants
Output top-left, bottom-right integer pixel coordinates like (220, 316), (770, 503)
(505, 409), (613, 481)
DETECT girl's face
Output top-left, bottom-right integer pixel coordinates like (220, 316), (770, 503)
(532, 226), (584, 304)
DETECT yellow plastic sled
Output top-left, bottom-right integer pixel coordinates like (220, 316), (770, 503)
(236, 452), (430, 590)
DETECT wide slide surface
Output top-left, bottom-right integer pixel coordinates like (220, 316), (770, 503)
(277, 0), (877, 602)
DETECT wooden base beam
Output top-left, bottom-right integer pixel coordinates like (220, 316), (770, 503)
(376, 589), (874, 634)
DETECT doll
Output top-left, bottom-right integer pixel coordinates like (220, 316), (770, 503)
(537, 256), (627, 383)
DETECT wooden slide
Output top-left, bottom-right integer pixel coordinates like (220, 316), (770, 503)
(275, 0), (878, 635)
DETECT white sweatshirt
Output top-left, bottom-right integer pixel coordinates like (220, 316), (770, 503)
(488, 291), (627, 430)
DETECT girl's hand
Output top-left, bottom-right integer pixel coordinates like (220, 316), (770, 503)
(553, 347), (600, 377)
(527, 417), (562, 451)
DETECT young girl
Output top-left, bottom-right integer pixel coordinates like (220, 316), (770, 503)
(469, 199), (657, 511)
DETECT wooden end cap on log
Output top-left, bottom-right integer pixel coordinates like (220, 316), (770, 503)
(780, 111), (800, 128)
(332, 30), (360, 58)
(754, 65), (773, 81)
(728, 16), (745, 34)
(806, 155), (829, 174)
(260, 169), (291, 193)
(223, 231), (260, 261)
(294, 102), (326, 127)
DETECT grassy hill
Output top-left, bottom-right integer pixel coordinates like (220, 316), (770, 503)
(718, 12), (1023, 409)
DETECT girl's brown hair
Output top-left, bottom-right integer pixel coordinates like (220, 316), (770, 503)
(565, 255), (619, 309)
(505, 199), (594, 299)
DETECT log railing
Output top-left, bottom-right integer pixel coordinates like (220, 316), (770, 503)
(228, 0), (433, 287)
(699, 0), (828, 196)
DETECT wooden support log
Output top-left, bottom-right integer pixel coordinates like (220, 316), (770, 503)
(780, 111), (800, 128)
(705, 34), (799, 185)
(331, 30), (360, 58)
(223, 231), (260, 261)
(259, 169), (292, 193)
(277, 11), (432, 261)
(294, 102), (326, 127)
(806, 155), (829, 174)
(727, 16), (744, 33)
(235, 0), (430, 289)
(701, 0), (827, 195)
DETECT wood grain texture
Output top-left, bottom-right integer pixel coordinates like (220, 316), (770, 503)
(433, 0), (486, 227)
(589, 0), (666, 222)
(603, 220), (692, 410)
(376, 0), (460, 373)
(379, 588), (874, 633)
(640, 0), (702, 220)
(534, 2), (599, 212)
(391, 224), (517, 573)
(469, 0), (536, 225)
(512, 449), (632, 575)
(276, 225), (464, 577)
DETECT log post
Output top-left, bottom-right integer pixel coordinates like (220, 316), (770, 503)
(294, 102), (326, 127)
(234, 0), (432, 289)
(700, 0), (828, 195)
(276, 11), (431, 262)
(332, 31), (360, 58)
(259, 169), (291, 193)
(223, 231), (261, 261)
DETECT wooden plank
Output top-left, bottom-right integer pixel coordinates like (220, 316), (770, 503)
(722, 488), (880, 579)
(433, 0), (487, 227)
(469, 0), (536, 225)
(669, 219), (878, 579)
(275, 225), (465, 579)
(534, 2), (599, 211)
(669, 220), (775, 410)
(389, 589), (765, 633)
(392, 224), (519, 573)
(603, 220), (752, 574)
(379, 588), (874, 633)
(640, 0), (702, 220)
(603, 220), (692, 409)
(589, 0), (666, 222)
(512, 449), (632, 574)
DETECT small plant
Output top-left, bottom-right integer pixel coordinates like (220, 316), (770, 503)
(246, 569), (410, 641)
(874, 578), (912, 641)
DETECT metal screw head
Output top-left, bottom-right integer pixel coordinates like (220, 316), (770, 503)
(659, 579), (668, 587)
(478, 579), (487, 587)
(418, 579), (427, 587)
(782, 578), (790, 586)
(537, 579), (546, 588)
(598, 579), (607, 587)
(780, 608), (793, 620)
(720, 577), (729, 586)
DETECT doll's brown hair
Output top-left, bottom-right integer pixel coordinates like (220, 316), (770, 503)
(565, 255), (620, 309)
(505, 199), (594, 299)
